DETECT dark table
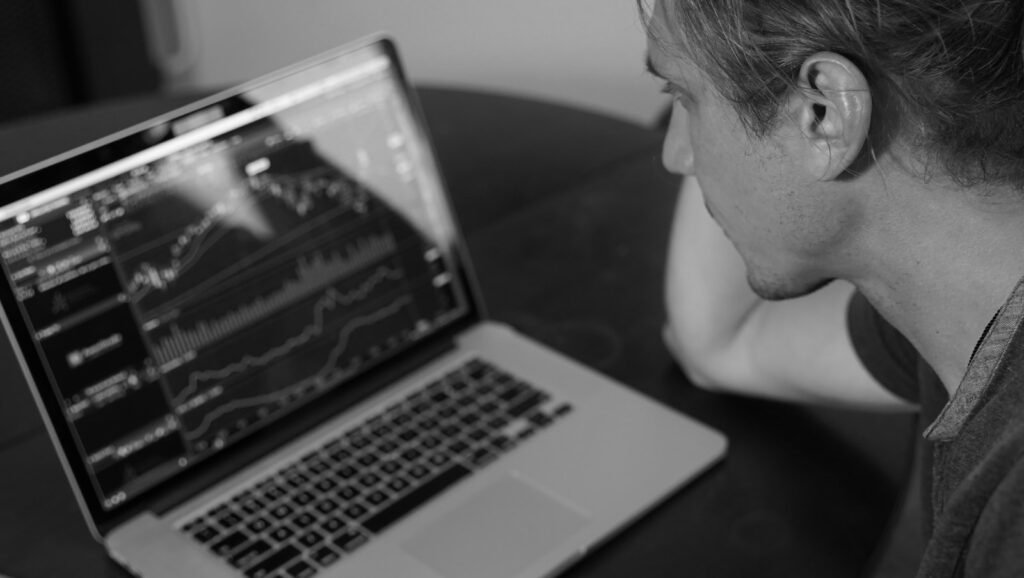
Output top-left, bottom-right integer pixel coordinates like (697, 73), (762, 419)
(0, 87), (916, 578)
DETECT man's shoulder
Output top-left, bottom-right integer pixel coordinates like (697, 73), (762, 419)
(964, 423), (1024, 577)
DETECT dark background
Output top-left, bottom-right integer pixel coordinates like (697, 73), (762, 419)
(0, 0), (159, 124)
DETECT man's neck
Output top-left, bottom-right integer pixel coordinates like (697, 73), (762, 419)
(852, 180), (1024, 394)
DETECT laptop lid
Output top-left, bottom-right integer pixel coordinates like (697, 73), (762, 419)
(0, 36), (484, 536)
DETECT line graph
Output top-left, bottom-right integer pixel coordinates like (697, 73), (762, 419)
(178, 295), (411, 440)
(123, 167), (370, 302)
(167, 269), (409, 406)
(150, 233), (398, 365)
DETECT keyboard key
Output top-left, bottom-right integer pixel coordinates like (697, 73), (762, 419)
(334, 464), (358, 479)
(517, 427), (537, 440)
(469, 448), (496, 467)
(293, 491), (316, 506)
(507, 391), (548, 417)
(366, 490), (389, 506)
(428, 453), (451, 467)
(528, 412), (553, 427)
(336, 484), (360, 501)
(313, 499), (340, 515)
(357, 453), (379, 467)
(293, 512), (317, 528)
(348, 435), (372, 450)
(497, 385), (527, 403)
(407, 465), (431, 479)
(306, 460), (330, 475)
(313, 478), (338, 492)
(268, 526), (296, 543)
(211, 530), (249, 556)
(182, 518), (205, 533)
(370, 422), (394, 438)
(319, 516), (345, 534)
(357, 473), (382, 488)
(297, 529), (326, 548)
(270, 504), (295, 520)
(244, 545), (301, 578)
(342, 503), (369, 520)
(238, 497), (267, 515)
(310, 544), (342, 567)
(467, 364), (493, 381)
(332, 527), (369, 552)
(283, 472), (311, 489)
(263, 484), (288, 502)
(386, 477), (411, 493)
(490, 435), (514, 451)
(284, 559), (317, 578)
(400, 448), (422, 461)
(429, 389), (451, 403)
(449, 376), (470, 392)
(190, 524), (220, 544)
(229, 539), (272, 568)
(363, 464), (471, 534)
(440, 424), (462, 437)
(324, 438), (346, 452)
(246, 517), (272, 534)
(217, 511), (245, 529)
(466, 429), (489, 442)
(326, 445), (352, 462)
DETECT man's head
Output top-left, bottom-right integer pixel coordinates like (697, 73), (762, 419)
(644, 0), (1024, 299)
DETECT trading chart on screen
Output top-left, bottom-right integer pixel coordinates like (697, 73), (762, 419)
(0, 53), (466, 509)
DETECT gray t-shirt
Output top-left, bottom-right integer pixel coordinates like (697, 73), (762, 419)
(848, 282), (1024, 578)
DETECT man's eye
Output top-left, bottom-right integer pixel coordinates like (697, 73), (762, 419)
(659, 82), (689, 107)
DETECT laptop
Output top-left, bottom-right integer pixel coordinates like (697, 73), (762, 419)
(0, 36), (726, 578)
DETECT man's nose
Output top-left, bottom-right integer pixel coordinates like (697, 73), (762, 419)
(660, 106), (694, 175)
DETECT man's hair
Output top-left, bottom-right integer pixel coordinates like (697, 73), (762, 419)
(646, 0), (1024, 188)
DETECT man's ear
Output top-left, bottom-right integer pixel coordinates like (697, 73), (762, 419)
(787, 52), (872, 181)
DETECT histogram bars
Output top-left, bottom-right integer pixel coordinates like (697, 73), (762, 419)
(152, 232), (396, 365)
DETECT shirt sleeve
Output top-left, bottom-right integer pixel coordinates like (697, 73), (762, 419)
(846, 291), (921, 403)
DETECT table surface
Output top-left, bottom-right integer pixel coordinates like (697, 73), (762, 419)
(0, 87), (916, 578)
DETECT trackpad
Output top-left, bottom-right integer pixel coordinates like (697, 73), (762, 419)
(403, 475), (589, 578)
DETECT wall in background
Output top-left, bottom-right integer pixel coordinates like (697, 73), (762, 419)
(146, 0), (666, 125)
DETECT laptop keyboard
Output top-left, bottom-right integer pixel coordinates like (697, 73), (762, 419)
(180, 357), (573, 578)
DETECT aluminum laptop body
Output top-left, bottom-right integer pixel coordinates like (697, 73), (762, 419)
(0, 36), (726, 578)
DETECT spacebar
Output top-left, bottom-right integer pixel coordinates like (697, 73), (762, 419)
(363, 464), (472, 534)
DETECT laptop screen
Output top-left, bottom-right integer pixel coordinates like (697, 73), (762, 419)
(0, 39), (471, 514)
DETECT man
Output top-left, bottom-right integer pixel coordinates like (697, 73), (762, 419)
(644, 0), (1024, 576)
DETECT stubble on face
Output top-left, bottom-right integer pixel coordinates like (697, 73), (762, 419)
(648, 0), (851, 302)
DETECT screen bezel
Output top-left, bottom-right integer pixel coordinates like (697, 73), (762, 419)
(0, 35), (485, 536)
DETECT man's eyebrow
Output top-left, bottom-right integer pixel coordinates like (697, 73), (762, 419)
(645, 54), (667, 79)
